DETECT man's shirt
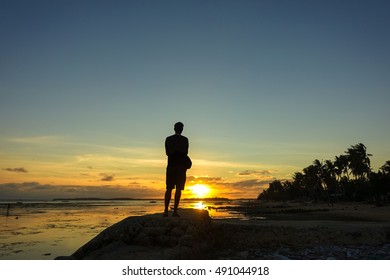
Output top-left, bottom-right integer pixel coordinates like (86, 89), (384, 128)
(165, 134), (189, 167)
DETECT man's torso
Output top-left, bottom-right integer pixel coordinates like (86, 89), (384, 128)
(165, 134), (188, 167)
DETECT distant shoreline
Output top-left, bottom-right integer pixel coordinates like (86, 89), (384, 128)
(51, 197), (233, 202)
(0, 197), (235, 203)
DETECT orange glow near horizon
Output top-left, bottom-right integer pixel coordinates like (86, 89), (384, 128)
(188, 184), (211, 198)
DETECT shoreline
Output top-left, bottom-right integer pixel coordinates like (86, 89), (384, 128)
(231, 200), (390, 222)
(57, 202), (390, 260)
(0, 199), (241, 260)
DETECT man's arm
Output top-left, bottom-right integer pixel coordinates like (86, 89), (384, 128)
(184, 137), (189, 155)
(165, 137), (169, 156)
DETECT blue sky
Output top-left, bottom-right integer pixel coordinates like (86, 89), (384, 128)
(1, 0), (389, 199)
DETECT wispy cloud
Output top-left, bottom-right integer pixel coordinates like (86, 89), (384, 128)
(187, 176), (223, 184)
(0, 182), (162, 199)
(185, 174), (272, 198)
(100, 173), (115, 182)
(238, 169), (271, 176)
(187, 175), (273, 189)
(209, 178), (271, 198)
(3, 167), (28, 173)
(75, 154), (164, 168)
(192, 158), (266, 169)
(227, 179), (274, 188)
(9, 135), (65, 145)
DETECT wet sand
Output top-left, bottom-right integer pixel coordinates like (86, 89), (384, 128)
(228, 200), (390, 223)
(212, 201), (390, 259)
(2, 200), (389, 259)
(57, 201), (390, 260)
(0, 199), (241, 259)
(0, 203), (162, 260)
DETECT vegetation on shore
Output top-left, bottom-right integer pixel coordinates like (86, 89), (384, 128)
(258, 143), (390, 205)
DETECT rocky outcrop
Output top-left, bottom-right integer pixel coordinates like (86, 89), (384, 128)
(56, 209), (390, 260)
(58, 210), (214, 260)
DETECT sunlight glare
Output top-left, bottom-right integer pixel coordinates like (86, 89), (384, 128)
(189, 184), (210, 198)
(193, 201), (206, 210)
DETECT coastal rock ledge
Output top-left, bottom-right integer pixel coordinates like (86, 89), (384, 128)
(56, 209), (390, 260)
(59, 210), (213, 260)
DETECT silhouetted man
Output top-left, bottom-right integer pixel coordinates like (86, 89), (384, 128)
(164, 122), (189, 217)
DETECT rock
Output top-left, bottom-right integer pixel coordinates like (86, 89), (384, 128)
(55, 256), (76, 260)
(178, 234), (194, 247)
(273, 254), (290, 260)
(69, 209), (212, 260)
(56, 209), (390, 260)
(237, 251), (249, 259)
(170, 227), (184, 237)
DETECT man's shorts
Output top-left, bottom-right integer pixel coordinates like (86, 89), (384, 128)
(166, 166), (186, 190)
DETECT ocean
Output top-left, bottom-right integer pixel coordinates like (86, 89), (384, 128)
(0, 199), (246, 260)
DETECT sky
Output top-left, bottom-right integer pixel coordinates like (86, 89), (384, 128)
(1, 0), (389, 199)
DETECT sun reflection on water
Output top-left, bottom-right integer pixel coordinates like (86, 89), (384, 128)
(193, 201), (207, 210)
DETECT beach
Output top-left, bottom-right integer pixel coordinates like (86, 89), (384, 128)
(1, 199), (390, 260)
(0, 199), (242, 260)
(212, 201), (390, 259)
(55, 200), (390, 260)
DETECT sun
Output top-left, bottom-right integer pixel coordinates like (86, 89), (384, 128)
(189, 184), (210, 198)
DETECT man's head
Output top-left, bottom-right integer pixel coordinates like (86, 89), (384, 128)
(174, 122), (184, 134)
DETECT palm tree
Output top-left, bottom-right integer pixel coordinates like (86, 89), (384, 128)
(334, 155), (349, 181)
(292, 172), (304, 187)
(345, 143), (372, 180)
(258, 180), (285, 200)
(303, 160), (324, 201)
(321, 160), (338, 194)
(380, 161), (390, 175)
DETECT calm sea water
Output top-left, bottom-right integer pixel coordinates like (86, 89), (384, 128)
(0, 199), (246, 260)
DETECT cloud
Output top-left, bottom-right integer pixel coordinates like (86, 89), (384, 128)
(206, 178), (273, 199)
(228, 179), (274, 188)
(187, 176), (223, 184)
(4, 167), (28, 173)
(230, 179), (261, 187)
(100, 173), (115, 182)
(185, 175), (273, 198)
(9, 135), (64, 145)
(238, 170), (271, 176)
(187, 175), (272, 191)
(0, 182), (162, 199)
(128, 181), (141, 186)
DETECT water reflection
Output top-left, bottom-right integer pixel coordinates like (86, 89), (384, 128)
(193, 201), (207, 210)
(0, 199), (248, 259)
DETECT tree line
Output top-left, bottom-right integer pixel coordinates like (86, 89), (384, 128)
(258, 143), (390, 205)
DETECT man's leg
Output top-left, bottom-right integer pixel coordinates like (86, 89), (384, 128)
(173, 189), (182, 217)
(164, 189), (172, 216)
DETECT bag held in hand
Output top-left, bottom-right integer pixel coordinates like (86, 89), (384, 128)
(185, 156), (192, 169)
